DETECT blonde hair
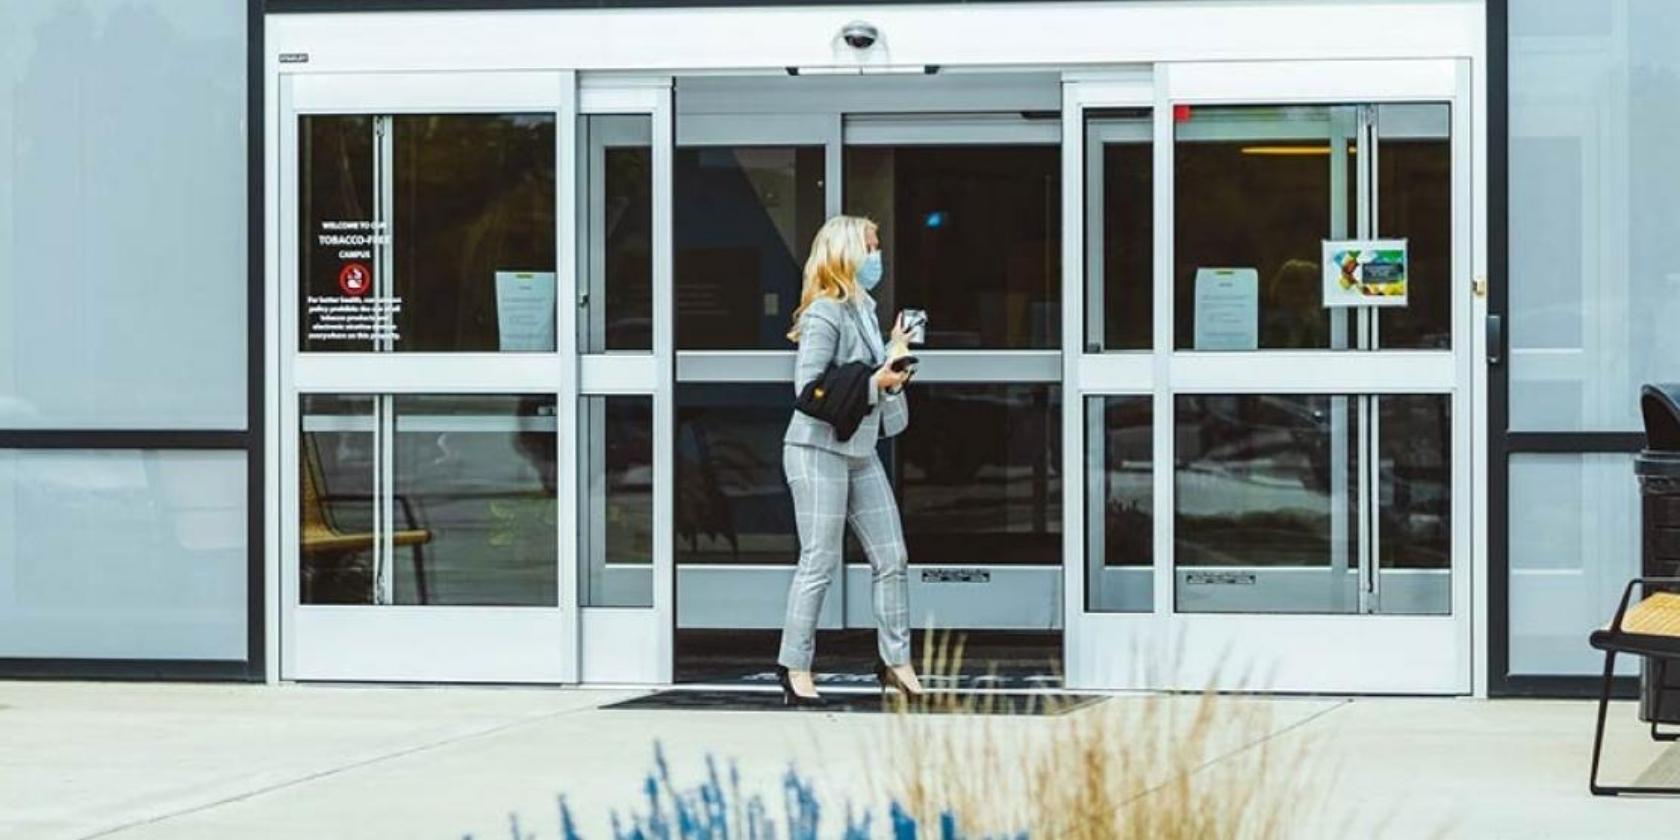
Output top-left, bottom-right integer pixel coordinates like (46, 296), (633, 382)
(787, 215), (877, 342)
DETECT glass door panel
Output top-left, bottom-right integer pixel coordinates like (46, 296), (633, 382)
(674, 146), (825, 350)
(299, 394), (559, 607)
(1084, 110), (1154, 353)
(280, 71), (574, 683)
(845, 143), (1061, 348)
(1084, 395), (1153, 613)
(1064, 63), (1471, 695)
(298, 113), (557, 353)
(1373, 104), (1453, 350)
(1173, 105), (1358, 351)
(578, 115), (654, 353)
(1167, 100), (1457, 620)
(1173, 393), (1361, 614)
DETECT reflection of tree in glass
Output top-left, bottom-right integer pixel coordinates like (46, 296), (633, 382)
(393, 115), (556, 352)
(675, 419), (768, 560)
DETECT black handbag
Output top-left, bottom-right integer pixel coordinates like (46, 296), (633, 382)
(794, 361), (874, 441)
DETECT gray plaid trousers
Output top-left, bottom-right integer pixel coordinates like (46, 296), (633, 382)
(777, 442), (911, 670)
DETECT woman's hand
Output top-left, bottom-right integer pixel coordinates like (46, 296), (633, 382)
(889, 313), (910, 347)
(874, 362), (911, 393)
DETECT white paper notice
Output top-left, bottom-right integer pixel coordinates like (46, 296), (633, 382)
(494, 271), (557, 351)
(1193, 268), (1259, 351)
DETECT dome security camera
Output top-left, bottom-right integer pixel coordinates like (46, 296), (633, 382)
(840, 21), (880, 50)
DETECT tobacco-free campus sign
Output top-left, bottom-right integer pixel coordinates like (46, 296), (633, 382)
(307, 220), (400, 343)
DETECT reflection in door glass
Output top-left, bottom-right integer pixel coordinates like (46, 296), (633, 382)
(1175, 394), (1362, 614)
(1376, 104), (1453, 350)
(846, 145), (1061, 349)
(580, 396), (654, 607)
(299, 394), (376, 603)
(298, 116), (374, 351)
(1376, 394), (1452, 615)
(579, 115), (653, 352)
(299, 394), (558, 606)
(297, 114), (557, 353)
(1175, 106), (1357, 351)
(675, 147), (825, 350)
(1174, 393), (1452, 615)
(1087, 396), (1152, 612)
(675, 384), (1062, 569)
(392, 115), (557, 352)
(675, 384), (800, 566)
(898, 385), (1062, 566)
(1085, 111), (1154, 351)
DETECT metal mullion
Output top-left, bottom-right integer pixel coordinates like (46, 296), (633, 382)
(1060, 87), (1086, 667)
(650, 81), (676, 682)
(372, 113), (396, 608)
(374, 395), (395, 606)
(375, 115), (395, 355)
(1328, 109), (1354, 613)
(1367, 104), (1383, 350)
(1356, 105), (1374, 352)
(1151, 71), (1175, 627)
(1355, 105), (1377, 614)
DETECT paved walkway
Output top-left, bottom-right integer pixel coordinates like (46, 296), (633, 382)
(0, 681), (1673, 839)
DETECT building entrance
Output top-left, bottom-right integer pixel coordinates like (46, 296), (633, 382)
(668, 75), (1067, 687)
(269, 2), (1481, 693)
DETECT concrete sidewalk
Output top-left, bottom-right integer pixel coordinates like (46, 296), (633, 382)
(0, 681), (1673, 839)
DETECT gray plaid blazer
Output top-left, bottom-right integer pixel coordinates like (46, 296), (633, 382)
(783, 295), (910, 457)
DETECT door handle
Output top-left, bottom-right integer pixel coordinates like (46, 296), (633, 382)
(1486, 314), (1504, 366)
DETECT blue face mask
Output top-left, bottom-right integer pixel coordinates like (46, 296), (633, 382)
(857, 250), (884, 291)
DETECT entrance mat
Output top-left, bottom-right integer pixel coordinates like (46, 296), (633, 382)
(602, 689), (1105, 716)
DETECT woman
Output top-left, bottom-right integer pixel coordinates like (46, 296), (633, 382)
(777, 215), (924, 706)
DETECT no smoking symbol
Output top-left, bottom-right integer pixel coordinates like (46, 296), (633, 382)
(338, 262), (371, 297)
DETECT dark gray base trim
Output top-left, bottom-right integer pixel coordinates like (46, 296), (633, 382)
(1505, 432), (1646, 454)
(0, 659), (256, 681)
(1495, 675), (1639, 700)
(0, 431), (249, 450)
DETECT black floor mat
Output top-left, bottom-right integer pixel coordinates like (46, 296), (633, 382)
(674, 629), (1063, 690)
(603, 689), (1103, 715)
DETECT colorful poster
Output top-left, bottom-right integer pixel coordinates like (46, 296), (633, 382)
(1193, 268), (1259, 351)
(1322, 239), (1408, 308)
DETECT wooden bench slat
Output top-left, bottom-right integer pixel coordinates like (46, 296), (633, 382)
(1623, 592), (1680, 638)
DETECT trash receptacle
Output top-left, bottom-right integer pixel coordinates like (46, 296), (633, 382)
(1636, 384), (1680, 724)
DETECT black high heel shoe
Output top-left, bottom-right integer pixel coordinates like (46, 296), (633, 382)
(875, 661), (925, 698)
(776, 666), (826, 708)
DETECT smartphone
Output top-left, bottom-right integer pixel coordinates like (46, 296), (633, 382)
(890, 355), (919, 373)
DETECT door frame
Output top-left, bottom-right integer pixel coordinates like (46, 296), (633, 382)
(276, 70), (580, 682)
(668, 78), (1069, 639)
(1062, 59), (1476, 694)
(575, 75), (676, 684)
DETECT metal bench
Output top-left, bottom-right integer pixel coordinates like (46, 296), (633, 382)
(1588, 576), (1680, 795)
